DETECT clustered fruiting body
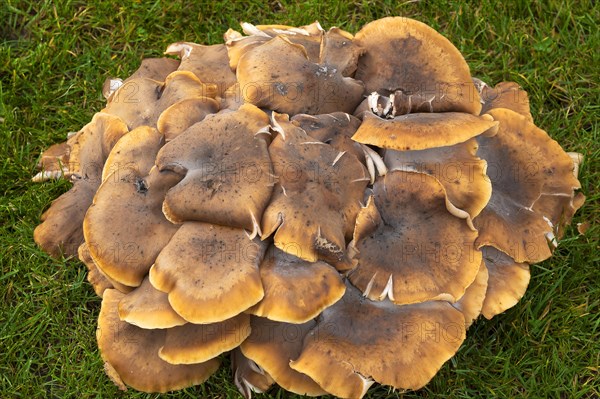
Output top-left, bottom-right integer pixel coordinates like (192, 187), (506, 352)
(33, 17), (583, 398)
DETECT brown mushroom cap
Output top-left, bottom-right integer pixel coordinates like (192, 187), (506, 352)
(532, 191), (585, 241)
(480, 246), (530, 319)
(32, 141), (70, 182)
(348, 170), (482, 305)
(159, 313), (251, 364)
(231, 348), (275, 399)
(97, 289), (220, 392)
(451, 260), (489, 328)
(352, 112), (497, 151)
(156, 103), (273, 233)
(164, 42), (237, 95)
(83, 167), (182, 287)
(480, 81), (533, 121)
(236, 36), (364, 115)
(354, 17), (481, 114)
(117, 276), (186, 329)
(156, 97), (220, 141)
(241, 317), (327, 396)
(474, 108), (581, 262)
(78, 243), (133, 297)
(384, 138), (492, 219)
(247, 246), (346, 323)
(261, 113), (369, 263)
(319, 27), (364, 77)
(290, 282), (466, 397)
(149, 222), (267, 324)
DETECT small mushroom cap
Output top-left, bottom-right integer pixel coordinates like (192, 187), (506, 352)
(349, 170), (482, 305)
(241, 317), (327, 396)
(384, 138), (492, 219)
(97, 289), (220, 392)
(156, 103), (273, 233)
(32, 141), (70, 182)
(474, 108), (581, 262)
(354, 17), (481, 114)
(101, 125), (164, 182)
(231, 348), (275, 399)
(480, 81), (533, 121)
(165, 42), (237, 95)
(159, 313), (251, 364)
(319, 27), (364, 77)
(290, 282), (467, 398)
(156, 97), (220, 141)
(452, 260), (489, 328)
(353, 112), (497, 151)
(532, 191), (585, 240)
(118, 277), (186, 329)
(149, 222), (267, 324)
(102, 71), (217, 130)
(480, 246), (530, 319)
(261, 113), (369, 263)
(78, 243), (133, 297)
(247, 246), (346, 323)
(34, 178), (97, 257)
(236, 36), (364, 115)
(83, 167), (182, 287)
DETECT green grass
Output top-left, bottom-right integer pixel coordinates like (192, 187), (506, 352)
(1, 0), (598, 398)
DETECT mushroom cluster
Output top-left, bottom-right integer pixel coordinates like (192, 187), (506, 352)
(33, 17), (583, 398)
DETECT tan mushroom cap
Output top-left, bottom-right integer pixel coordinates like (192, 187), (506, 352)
(102, 71), (217, 130)
(34, 178), (96, 257)
(159, 313), (250, 365)
(247, 246), (346, 323)
(352, 112), (498, 151)
(101, 125), (164, 182)
(97, 289), (220, 392)
(78, 243), (133, 297)
(118, 276), (186, 329)
(149, 222), (267, 324)
(236, 36), (364, 115)
(226, 34), (270, 71)
(231, 348), (275, 399)
(480, 81), (533, 121)
(474, 108), (581, 262)
(84, 167), (182, 287)
(261, 114), (369, 263)
(68, 112), (129, 181)
(384, 138), (492, 219)
(102, 58), (180, 100)
(319, 27), (364, 77)
(241, 317), (327, 396)
(532, 191), (585, 241)
(348, 171), (482, 305)
(480, 246), (530, 319)
(156, 103), (273, 233)
(290, 282), (467, 398)
(354, 17), (481, 114)
(156, 97), (220, 141)
(165, 42), (237, 95)
(451, 260), (489, 328)
(32, 141), (70, 182)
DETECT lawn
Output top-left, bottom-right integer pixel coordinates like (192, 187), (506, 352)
(1, 0), (598, 398)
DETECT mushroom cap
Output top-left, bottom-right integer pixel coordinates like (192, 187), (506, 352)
(97, 289), (220, 392)
(156, 97), (220, 141)
(384, 137), (492, 219)
(33, 178), (96, 257)
(352, 112), (497, 151)
(83, 167), (182, 287)
(159, 313), (251, 364)
(319, 27), (364, 77)
(480, 81), (533, 121)
(451, 260), (489, 328)
(164, 42), (237, 95)
(348, 170), (482, 305)
(261, 113), (369, 263)
(156, 103), (273, 233)
(241, 317), (327, 396)
(290, 282), (467, 397)
(532, 191), (585, 240)
(231, 348), (275, 398)
(474, 108), (581, 262)
(480, 246), (530, 319)
(247, 246), (346, 323)
(117, 277), (186, 329)
(32, 141), (70, 182)
(149, 222), (266, 324)
(236, 36), (364, 115)
(354, 17), (481, 114)
(78, 243), (133, 296)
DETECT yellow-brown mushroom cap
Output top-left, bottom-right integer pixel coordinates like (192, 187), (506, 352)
(247, 246), (346, 323)
(354, 17), (481, 114)
(241, 317), (327, 396)
(352, 112), (497, 151)
(149, 221), (266, 324)
(480, 81), (533, 121)
(97, 289), (220, 392)
(451, 260), (489, 328)
(156, 97), (220, 141)
(290, 282), (466, 398)
(348, 170), (482, 305)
